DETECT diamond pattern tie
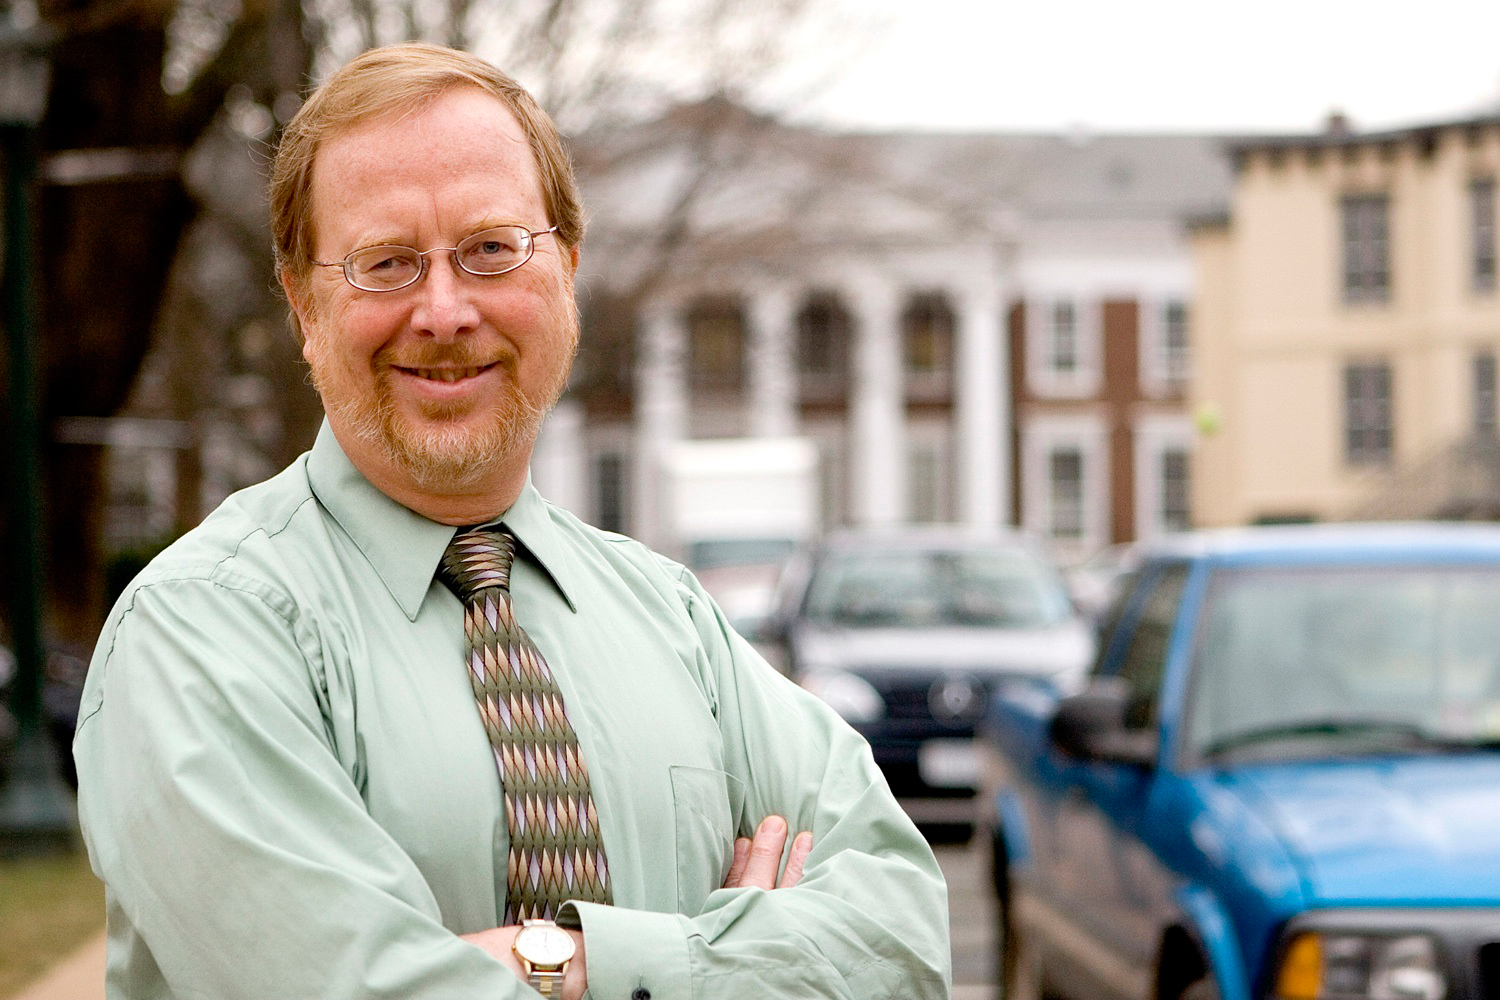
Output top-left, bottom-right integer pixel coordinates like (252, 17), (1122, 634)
(438, 527), (612, 923)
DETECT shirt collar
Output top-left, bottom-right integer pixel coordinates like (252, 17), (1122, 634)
(305, 422), (577, 620)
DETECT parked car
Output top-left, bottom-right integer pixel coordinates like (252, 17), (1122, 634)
(759, 529), (1093, 822)
(981, 524), (1500, 1000)
(0, 637), (90, 788)
(689, 536), (798, 642)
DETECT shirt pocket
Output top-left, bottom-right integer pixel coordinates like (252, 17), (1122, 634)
(669, 764), (745, 914)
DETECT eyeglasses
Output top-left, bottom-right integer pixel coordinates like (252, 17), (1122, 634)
(313, 225), (559, 292)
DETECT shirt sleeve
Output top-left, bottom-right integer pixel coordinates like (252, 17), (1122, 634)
(560, 568), (952, 1000)
(74, 575), (530, 1000)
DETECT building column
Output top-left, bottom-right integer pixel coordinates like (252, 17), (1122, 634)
(747, 285), (798, 438)
(848, 279), (906, 527)
(632, 299), (687, 549)
(955, 282), (1012, 528)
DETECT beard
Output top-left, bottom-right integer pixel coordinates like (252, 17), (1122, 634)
(308, 318), (578, 492)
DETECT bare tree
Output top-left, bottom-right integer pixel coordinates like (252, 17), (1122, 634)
(0, 0), (879, 642)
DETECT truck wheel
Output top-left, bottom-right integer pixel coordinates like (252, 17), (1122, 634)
(1180, 974), (1220, 1000)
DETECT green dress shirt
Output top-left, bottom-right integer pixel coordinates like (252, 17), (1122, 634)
(75, 424), (950, 1000)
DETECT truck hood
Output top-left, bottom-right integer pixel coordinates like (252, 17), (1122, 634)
(1220, 756), (1500, 904)
(792, 621), (1093, 680)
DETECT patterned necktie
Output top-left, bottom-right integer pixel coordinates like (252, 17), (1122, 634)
(438, 527), (612, 922)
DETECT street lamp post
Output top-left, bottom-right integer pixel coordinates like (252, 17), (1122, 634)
(0, 14), (74, 856)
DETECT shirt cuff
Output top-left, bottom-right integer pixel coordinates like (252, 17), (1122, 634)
(557, 901), (691, 1000)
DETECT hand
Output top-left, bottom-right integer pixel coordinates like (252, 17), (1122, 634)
(722, 814), (813, 890)
(461, 924), (588, 1000)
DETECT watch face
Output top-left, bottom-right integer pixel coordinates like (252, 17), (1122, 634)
(516, 924), (576, 966)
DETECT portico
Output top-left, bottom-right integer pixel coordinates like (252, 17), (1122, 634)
(613, 271), (1013, 551)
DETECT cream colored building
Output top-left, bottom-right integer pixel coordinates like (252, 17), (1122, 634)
(1192, 114), (1500, 526)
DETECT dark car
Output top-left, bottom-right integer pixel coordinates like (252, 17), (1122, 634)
(0, 638), (90, 788)
(759, 529), (1093, 823)
(982, 523), (1500, 1000)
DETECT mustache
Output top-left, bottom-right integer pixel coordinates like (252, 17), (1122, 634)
(378, 343), (517, 370)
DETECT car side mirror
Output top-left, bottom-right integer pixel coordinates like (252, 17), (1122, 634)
(1048, 677), (1158, 768)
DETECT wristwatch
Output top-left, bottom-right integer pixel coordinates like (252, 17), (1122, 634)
(512, 918), (576, 998)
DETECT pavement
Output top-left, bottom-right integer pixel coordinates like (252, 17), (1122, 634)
(13, 930), (104, 1000)
(936, 838), (999, 1000)
(17, 935), (994, 1000)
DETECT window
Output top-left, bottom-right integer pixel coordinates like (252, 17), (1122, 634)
(907, 423), (952, 523)
(1113, 563), (1191, 730)
(1024, 416), (1107, 558)
(796, 293), (852, 402)
(593, 452), (627, 534)
(1475, 352), (1497, 437)
(903, 293), (955, 400)
(1050, 301), (1079, 373)
(1188, 566), (1500, 757)
(1142, 299), (1191, 396)
(1133, 416), (1193, 543)
(1344, 360), (1393, 465)
(1049, 449), (1084, 539)
(1027, 297), (1100, 398)
(576, 290), (634, 398)
(803, 546), (1073, 630)
(1472, 178), (1496, 293)
(1342, 194), (1390, 304)
(1162, 301), (1190, 387)
(687, 297), (745, 395)
(909, 447), (940, 524)
(1161, 449), (1190, 532)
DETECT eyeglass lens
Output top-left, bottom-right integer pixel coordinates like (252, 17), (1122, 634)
(344, 226), (535, 291)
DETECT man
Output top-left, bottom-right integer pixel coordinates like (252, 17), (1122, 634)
(75, 42), (949, 1000)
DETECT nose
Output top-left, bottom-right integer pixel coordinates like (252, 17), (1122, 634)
(408, 252), (481, 340)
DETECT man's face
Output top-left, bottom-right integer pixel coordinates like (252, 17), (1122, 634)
(289, 87), (579, 494)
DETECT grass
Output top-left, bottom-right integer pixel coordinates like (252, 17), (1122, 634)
(0, 851), (104, 999)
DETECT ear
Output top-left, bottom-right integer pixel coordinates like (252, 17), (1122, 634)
(279, 267), (317, 356)
(567, 243), (580, 277)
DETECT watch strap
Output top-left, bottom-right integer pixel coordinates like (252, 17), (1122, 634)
(529, 968), (565, 998)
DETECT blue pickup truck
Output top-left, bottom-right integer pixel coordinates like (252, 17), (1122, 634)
(981, 525), (1500, 1000)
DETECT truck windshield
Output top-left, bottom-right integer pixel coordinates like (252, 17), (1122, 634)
(1188, 565), (1500, 760)
(802, 548), (1071, 629)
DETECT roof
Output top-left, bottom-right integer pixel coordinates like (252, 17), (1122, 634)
(1228, 110), (1500, 154)
(575, 105), (1234, 252)
(1140, 522), (1500, 564)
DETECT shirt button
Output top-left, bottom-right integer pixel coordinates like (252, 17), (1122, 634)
(631, 989), (651, 1000)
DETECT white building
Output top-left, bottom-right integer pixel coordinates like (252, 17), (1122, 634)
(536, 105), (1230, 560)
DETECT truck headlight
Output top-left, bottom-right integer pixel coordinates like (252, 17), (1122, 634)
(1276, 932), (1445, 1000)
(800, 671), (885, 722)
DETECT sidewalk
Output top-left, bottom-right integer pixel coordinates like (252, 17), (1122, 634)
(9, 931), (993, 1000)
(13, 930), (103, 1000)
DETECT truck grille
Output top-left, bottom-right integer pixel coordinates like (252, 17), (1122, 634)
(868, 675), (989, 722)
(879, 681), (937, 720)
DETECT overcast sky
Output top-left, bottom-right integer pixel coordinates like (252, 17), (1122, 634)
(802, 0), (1500, 135)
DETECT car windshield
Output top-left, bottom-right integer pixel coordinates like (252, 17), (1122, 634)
(1188, 565), (1500, 760)
(802, 546), (1072, 629)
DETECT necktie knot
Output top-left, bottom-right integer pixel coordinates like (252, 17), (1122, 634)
(439, 527), (515, 602)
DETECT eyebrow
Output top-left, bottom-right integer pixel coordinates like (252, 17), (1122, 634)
(342, 219), (533, 254)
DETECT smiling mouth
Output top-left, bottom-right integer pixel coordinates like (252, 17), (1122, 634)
(399, 364), (495, 382)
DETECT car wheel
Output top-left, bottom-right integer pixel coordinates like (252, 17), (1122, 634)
(1180, 974), (1220, 1000)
